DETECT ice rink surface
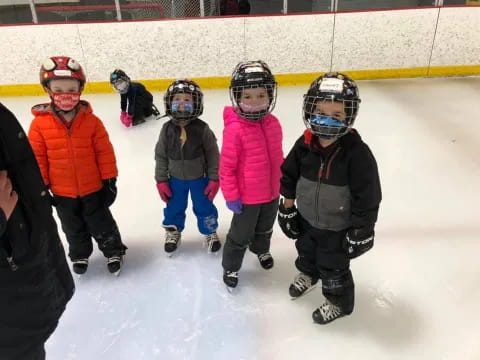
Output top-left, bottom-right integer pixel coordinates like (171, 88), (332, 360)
(1, 76), (479, 359)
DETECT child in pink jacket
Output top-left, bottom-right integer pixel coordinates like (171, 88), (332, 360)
(220, 61), (283, 289)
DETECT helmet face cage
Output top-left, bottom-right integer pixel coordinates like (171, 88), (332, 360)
(229, 60), (277, 121)
(40, 56), (85, 89)
(110, 69), (130, 94)
(303, 73), (360, 139)
(164, 79), (203, 125)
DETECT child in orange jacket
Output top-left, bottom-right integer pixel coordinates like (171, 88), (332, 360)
(28, 56), (127, 275)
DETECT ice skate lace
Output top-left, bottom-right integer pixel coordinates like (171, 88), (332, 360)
(205, 233), (220, 251)
(293, 273), (313, 291)
(107, 255), (122, 264)
(258, 253), (272, 262)
(226, 271), (238, 279)
(165, 231), (181, 244)
(319, 300), (342, 321)
(73, 258), (89, 265)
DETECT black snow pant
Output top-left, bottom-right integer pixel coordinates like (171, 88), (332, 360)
(295, 217), (354, 314)
(133, 92), (154, 125)
(222, 198), (278, 272)
(54, 190), (127, 261)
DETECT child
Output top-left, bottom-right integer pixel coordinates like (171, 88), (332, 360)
(110, 69), (160, 127)
(154, 79), (221, 255)
(220, 60), (283, 289)
(29, 56), (127, 275)
(278, 72), (382, 324)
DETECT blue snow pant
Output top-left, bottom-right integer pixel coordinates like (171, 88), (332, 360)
(162, 177), (218, 235)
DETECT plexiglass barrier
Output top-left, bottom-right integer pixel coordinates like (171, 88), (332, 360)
(0, 0), (477, 25)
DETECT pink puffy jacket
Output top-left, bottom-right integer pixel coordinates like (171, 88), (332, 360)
(220, 106), (283, 205)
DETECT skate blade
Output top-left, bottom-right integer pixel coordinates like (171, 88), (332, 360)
(112, 269), (121, 276)
(290, 284), (317, 300)
(226, 285), (236, 294)
(165, 251), (178, 258)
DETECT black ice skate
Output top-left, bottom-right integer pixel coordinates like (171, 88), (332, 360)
(289, 272), (318, 299)
(205, 232), (221, 253)
(257, 252), (274, 269)
(165, 228), (181, 256)
(152, 104), (160, 117)
(72, 258), (89, 275)
(107, 255), (123, 276)
(312, 299), (349, 325)
(223, 270), (238, 290)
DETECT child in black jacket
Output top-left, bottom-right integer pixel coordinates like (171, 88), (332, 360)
(110, 69), (159, 127)
(278, 72), (381, 324)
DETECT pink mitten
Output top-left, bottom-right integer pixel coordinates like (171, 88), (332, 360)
(156, 182), (172, 203)
(204, 180), (219, 201)
(121, 112), (133, 128)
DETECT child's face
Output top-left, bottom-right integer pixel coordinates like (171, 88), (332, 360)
(48, 79), (81, 94)
(314, 100), (346, 121)
(172, 93), (193, 111)
(240, 87), (268, 106)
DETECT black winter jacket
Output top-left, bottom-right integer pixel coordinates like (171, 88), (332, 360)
(281, 129), (381, 231)
(121, 82), (153, 116)
(0, 103), (74, 359)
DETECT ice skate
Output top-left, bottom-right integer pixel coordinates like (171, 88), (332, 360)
(107, 255), (123, 276)
(164, 228), (181, 256)
(152, 104), (160, 118)
(205, 232), (221, 253)
(289, 272), (318, 299)
(312, 299), (349, 324)
(223, 270), (238, 292)
(257, 252), (274, 269)
(72, 258), (89, 275)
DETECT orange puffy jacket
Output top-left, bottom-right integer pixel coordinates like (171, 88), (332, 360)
(28, 101), (118, 198)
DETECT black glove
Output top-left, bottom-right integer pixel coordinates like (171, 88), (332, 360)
(102, 178), (117, 207)
(278, 199), (301, 239)
(344, 225), (375, 259)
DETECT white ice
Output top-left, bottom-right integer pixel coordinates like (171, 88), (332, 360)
(1, 76), (480, 360)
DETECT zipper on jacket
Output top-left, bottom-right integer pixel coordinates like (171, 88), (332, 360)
(66, 126), (81, 195)
(6, 256), (18, 271)
(54, 112), (81, 195)
(325, 147), (341, 180)
(181, 134), (185, 180)
(315, 161), (324, 224)
(260, 121), (274, 200)
(0, 247), (18, 271)
(314, 146), (341, 224)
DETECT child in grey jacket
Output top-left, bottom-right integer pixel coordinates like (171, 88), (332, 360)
(155, 79), (221, 256)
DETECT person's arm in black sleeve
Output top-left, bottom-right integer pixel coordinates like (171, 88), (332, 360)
(127, 84), (137, 116)
(278, 136), (304, 240)
(280, 136), (304, 199)
(349, 143), (382, 229)
(0, 170), (18, 238)
(120, 93), (127, 112)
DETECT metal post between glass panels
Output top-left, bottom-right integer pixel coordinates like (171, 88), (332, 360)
(200, 0), (205, 17)
(114, 0), (122, 21)
(283, 0), (288, 14)
(29, 0), (38, 24)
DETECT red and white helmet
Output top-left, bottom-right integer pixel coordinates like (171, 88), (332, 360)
(39, 56), (86, 88)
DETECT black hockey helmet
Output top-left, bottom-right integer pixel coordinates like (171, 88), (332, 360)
(110, 69), (130, 94)
(164, 79), (203, 125)
(229, 60), (277, 121)
(303, 72), (361, 139)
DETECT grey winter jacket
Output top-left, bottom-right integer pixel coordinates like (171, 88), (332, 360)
(155, 118), (219, 182)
